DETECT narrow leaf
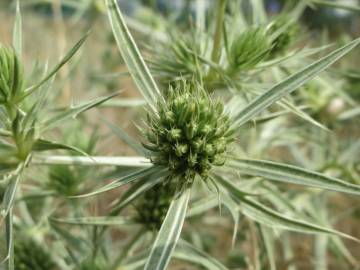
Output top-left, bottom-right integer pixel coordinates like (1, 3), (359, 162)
(23, 32), (89, 99)
(1, 175), (20, 220)
(260, 226), (277, 270)
(32, 139), (88, 156)
(111, 170), (165, 215)
(227, 158), (360, 195)
(239, 197), (359, 242)
(218, 175), (360, 242)
(70, 165), (162, 198)
(144, 188), (191, 270)
(12, 0), (22, 57)
(106, 0), (162, 110)
(41, 93), (118, 132)
(49, 216), (135, 226)
(100, 115), (146, 155)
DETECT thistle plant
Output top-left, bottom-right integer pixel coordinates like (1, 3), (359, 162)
(2, 1), (360, 270)
(55, 1), (360, 270)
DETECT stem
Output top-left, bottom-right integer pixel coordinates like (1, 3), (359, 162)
(5, 209), (14, 270)
(31, 155), (151, 167)
(210, 0), (227, 64)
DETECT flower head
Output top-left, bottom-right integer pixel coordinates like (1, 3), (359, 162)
(143, 81), (233, 184)
(0, 44), (24, 104)
(135, 183), (174, 230)
(228, 27), (271, 72)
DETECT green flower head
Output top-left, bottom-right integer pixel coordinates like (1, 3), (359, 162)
(228, 27), (271, 72)
(0, 44), (24, 104)
(14, 234), (56, 270)
(143, 81), (233, 184)
(135, 183), (174, 230)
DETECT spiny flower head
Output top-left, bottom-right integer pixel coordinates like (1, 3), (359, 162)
(228, 27), (271, 72)
(135, 183), (174, 230)
(143, 81), (233, 184)
(0, 44), (24, 105)
(14, 234), (56, 270)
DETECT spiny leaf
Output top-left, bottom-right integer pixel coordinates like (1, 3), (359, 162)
(22, 32), (89, 100)
(219, 177), (359, 242)
(3, 208), (14, 269)
(12, 0), (22, 58)
(1, 174), (20, 221)
(239, 197), (360, 242)
(260, 226), (277, 270)
(70, 165), (163, 198)
(32, 139), (88, 156)
(41, 93), (118, 132)
(110, 171), (165, 215)
(100, 115), (146, 155)
(49, 216), (135, 226)
(144, 188), (191, 270)
(106, 0), (162, 111)
(226, 158), (360, 195)
(232, 37), (360, 128)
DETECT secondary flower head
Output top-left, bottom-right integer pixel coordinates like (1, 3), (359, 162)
(14, 234), (56, 270)
(268, 17), (299, 57)
(0, 44), (24, 104)
(135, 183), (174, 230)
(143, 81), (233, 184)
(228, 27), (271, 72)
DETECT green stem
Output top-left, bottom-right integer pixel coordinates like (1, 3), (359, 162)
(211, 0), (227, 64)
(5, 208), (14, 270)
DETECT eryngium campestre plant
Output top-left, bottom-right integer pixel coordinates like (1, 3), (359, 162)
(135, 183), (174, 230)
(143, 82), (233, 184)
(14, 234), (56, 270)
